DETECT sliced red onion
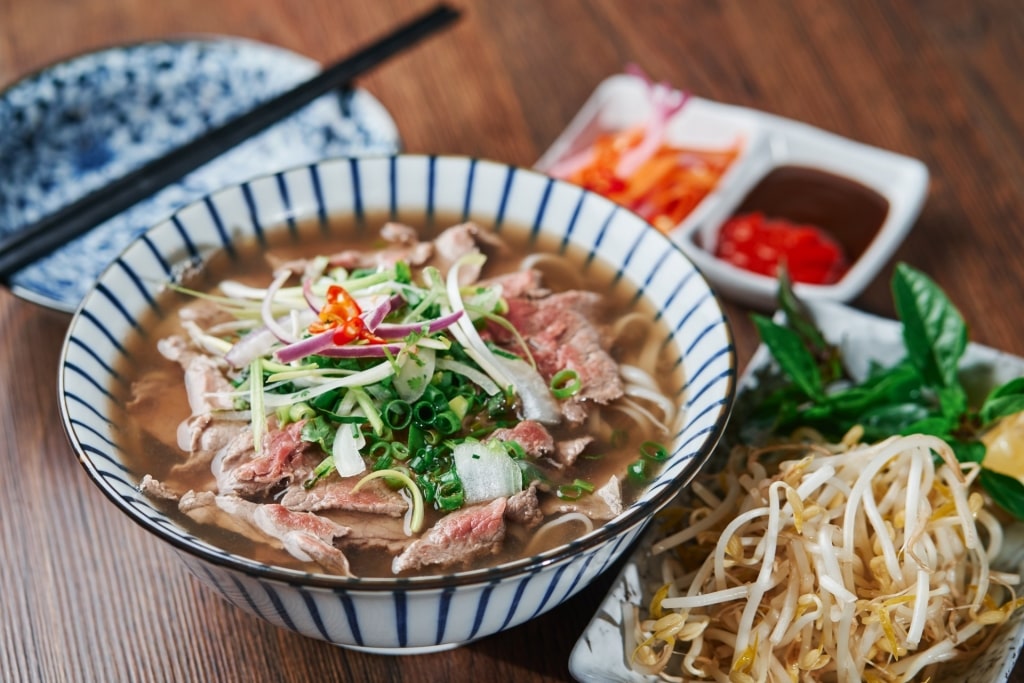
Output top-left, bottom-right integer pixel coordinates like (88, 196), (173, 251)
(616, 66), (689, 178)
(361, 294), (404, 331)
(273, 327), (339, 364)
(302, 277), (324, 314)
(225, 309), (318, 368)
(262, 270), (299, 344)
(374, 309), (463, 339)
(226, 327), (280, 368)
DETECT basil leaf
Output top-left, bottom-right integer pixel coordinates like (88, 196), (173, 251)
(752, 314), (823, 400)
(952, 439), (986, 464)
(858, 402), (936, 440)
(937, 384), (968, 421)
(892, 263), (967, 389)
(776, 268), (843, 382)
(981, 377), (1024, 425)
(981, 468), (1024, 521)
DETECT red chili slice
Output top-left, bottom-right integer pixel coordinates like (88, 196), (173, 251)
(714, 212), (848, 285)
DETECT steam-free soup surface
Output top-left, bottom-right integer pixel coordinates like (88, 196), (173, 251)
(116, 214), (684, 578)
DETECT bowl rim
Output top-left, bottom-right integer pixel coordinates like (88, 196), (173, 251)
(58, 153), (737, 591)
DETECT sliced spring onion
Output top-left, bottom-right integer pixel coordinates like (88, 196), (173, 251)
(550, 368), (582, 399)
(261, 270), (300, 344)
(352, 468), (424, 533)
(556, 478), (596, 500)
(442, 255), (514, 392)
(181, 320), (233, 356)
(246, 361), (397, 408)
(349, 387), (384, 436)
(639, 440), (669, 462)
(249, 358), (266, 455)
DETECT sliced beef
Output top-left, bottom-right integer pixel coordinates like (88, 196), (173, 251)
(279, 475), (408, 517)
(490, 420), (554, 458)
(379, 221), (420, 244)
(332, 511), (413, 555)
(169, 414), (248, 484)
(552, 436), (594, 469)
(430, 222), (505, 284)
(392, 497), (507, 574)
(329, 237), (433, 271)
(157, 335), (236, 414)
(491, 290), (623, 424)
(138, 474), (180, 502)
(182, 492), (353, 576)
(216, 421), (314, 498)
(212, 428), (257, 491)
(505, 481), (543, 529)
(482, 268), (547, 300)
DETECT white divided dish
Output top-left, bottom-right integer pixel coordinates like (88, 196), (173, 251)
(536, 74), (931, 309)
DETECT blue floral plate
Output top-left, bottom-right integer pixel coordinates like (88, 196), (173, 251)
(0, 37), (400, 312)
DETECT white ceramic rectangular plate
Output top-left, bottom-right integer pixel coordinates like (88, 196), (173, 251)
(535, 75), (930, 309)
(569, 300), (1024, 682)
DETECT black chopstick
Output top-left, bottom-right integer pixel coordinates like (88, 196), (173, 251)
(0, 3), (460, 283)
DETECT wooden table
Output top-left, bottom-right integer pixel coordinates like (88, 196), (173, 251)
(2, 1), (1023, 680)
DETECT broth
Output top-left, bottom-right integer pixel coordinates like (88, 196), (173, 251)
(112, 212), (686, 577)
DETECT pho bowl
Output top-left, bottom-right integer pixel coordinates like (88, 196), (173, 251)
(58, 154), (736, 653)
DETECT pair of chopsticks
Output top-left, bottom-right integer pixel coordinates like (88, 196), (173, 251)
(0, 4), (460, 283)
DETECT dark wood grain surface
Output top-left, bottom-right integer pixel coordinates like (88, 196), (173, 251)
(2, 1), (1023, 680)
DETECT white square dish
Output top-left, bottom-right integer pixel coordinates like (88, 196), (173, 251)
(536, 74), (930, 309)
(568, 300), (1024, 682)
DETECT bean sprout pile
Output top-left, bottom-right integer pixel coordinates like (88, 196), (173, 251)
(627, 429), (1024, 682)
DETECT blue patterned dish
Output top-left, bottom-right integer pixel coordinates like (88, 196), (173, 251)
(0, 37), (399, 312)
(58, 155), (736, 653)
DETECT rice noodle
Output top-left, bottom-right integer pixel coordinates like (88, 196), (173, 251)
(629, 433), (1024, 682)
(524, 512), (594, 556)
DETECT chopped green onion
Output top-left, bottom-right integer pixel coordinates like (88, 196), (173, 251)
(448, 394), (470, 420)
(550, 369), (582, 399)
(627, 459), (649, 483)
(391, 442), (410, 461)
(350, 387), (384, 436)
(639, 440), (669, 462)
(303, 455), (335, 489)
(556, 478), (595, 500)
(383, 399), (413, 430)
(433, 410), (461, 435)
(412, 400), (437, 427)
(436, 470), (464, 511)
(289, 402), (316, 423)
(498, 440), (527, 461)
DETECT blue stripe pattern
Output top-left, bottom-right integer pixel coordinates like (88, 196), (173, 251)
(58, 155), (735, 652)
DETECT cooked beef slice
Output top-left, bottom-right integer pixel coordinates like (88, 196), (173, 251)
(391, 497), (507, 573)
(279, 475), (409, 517)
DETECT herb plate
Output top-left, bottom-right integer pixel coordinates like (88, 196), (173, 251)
(569, 300), (1024, 682)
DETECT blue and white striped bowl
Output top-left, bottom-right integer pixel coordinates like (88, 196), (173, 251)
(58, 154), (736, 653)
